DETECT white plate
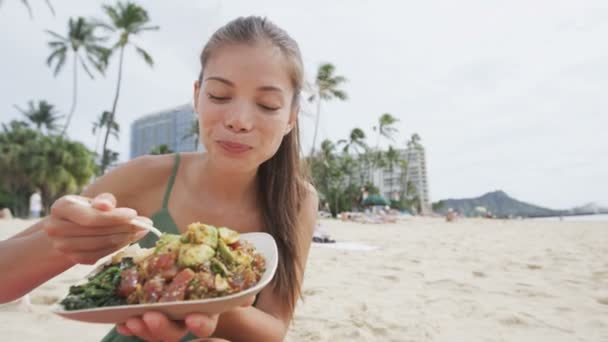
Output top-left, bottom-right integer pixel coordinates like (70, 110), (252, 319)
(51, 232), (277, 324)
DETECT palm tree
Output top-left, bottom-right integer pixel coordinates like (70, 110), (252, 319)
(101, 149), (120, 172)
(97, 1), (159, 174)
(182, 118), (199, 151)
(149, 144), (173, 155)
(308, 63), (347, 157)
(384, 145), (400, 172)
(338, 128), (367, 154)
(92, 111), (119, 154)
(14, 100), (62, 134)
(0, 121), (96, 216)
(373, 113), (399, 148)
(46, 17), (109, 136)
(0, 0), (55, 18)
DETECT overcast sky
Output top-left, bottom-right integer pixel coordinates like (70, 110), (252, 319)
(1, 0), (606, 209)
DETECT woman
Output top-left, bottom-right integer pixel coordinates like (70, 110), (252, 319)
(0, 16), (318, 342)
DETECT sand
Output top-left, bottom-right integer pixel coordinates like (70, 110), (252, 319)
(1, 217), (607, 341)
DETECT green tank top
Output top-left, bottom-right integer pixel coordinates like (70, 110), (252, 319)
(100, 153), (197, 342)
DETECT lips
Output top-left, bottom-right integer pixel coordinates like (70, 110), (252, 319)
(217, 140), (252, 154)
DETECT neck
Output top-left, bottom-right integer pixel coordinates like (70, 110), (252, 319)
(195, 154), (259, 206)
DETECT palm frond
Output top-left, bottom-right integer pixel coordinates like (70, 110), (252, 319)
(331, 89), (348, 100)
(134, 45), (154, 67)
(20, 0), (33, 18)
(46, 46), (66, 66)
(45, 30), (67, 42)
(45, 0), (55, 16)
(53, 50), (67, 76)
(78, 55), (94, 79)
(134, 25), (159, 33)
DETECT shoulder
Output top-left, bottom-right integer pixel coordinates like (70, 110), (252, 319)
(297, 181), (319, 237)
(81, 154), (178, 209)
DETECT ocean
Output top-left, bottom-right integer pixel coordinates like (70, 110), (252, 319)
(531, 213), (608, 222)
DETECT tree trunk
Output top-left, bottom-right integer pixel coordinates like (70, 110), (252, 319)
(100, 46), (125, 174)
(309, 97), (322, 157)
(61, 55), (78, 137)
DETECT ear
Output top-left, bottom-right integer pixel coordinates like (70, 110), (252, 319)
(284, 106), (299, 135)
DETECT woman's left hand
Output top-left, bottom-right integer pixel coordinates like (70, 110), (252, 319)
(116, 312), (219, 342)
(115, 296), (256, 341)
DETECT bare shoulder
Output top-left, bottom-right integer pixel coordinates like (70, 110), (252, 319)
(81, 154), (177, 210)
(298, 181), (319, 237)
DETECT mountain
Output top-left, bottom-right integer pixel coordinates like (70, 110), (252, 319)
(569, 203), (608, 215)
(434, 190), (565, 218)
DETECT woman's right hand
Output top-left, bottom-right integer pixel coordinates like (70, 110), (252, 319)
(43, 193), (150, 265)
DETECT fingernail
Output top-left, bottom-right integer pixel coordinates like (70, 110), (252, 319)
(96, 199), (113, 208)
(133, 230), (148, 240)
(114, 208), (137, 217)
(140, 217), (153, 225)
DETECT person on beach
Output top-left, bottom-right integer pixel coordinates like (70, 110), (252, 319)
(29, 189), (42, 218)
(0, 16), (318, 342)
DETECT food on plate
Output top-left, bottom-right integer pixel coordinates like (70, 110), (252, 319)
(60, 223), (266, 310)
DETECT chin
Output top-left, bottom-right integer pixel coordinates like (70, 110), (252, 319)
(212, 149), (260, 171)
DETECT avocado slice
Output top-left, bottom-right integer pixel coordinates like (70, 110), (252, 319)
(217, 240), (236, 264)
(184, 223), (219, 248)
(154, 234), (182, 254)
(214, 274), (229, 292)
(178, 244), (215, 268)
(218, 227), (240, 244)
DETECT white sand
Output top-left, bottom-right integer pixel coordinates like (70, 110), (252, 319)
(1, 217), (607, 341)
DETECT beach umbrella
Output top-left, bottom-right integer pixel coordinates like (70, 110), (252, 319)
(362, 194), (389, 206)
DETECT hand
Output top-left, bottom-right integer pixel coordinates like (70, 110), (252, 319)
(43, 193), (150, 265)
(116, 296), (256, 342)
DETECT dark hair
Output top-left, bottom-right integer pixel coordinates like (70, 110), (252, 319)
(199, 16), (308, 314)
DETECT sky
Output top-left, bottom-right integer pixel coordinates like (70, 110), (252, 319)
(1, 0), (607, 209)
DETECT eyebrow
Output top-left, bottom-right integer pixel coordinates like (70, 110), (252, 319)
(205, 76), (284, 93)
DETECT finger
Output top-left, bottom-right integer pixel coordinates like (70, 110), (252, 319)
(91, 193), (117, 211)
(240, 295), (256, 307)
(138, 216), (153, 226)
(116, 324), (134, 336)
(53, 231), (146, 253)
(68, 245), (128, 265)
(52, 197), (138, 227)
(185, 313), (219, 338)
(143, 312), (187, 342)
(125, 317), (156, 342)
(45, 217), (145, 237)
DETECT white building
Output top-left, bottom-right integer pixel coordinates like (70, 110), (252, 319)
(373, 146), (431, 214)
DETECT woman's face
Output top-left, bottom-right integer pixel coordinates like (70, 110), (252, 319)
(194, 42), (297, 172)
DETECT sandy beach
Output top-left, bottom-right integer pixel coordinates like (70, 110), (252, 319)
(1, 217), (607, 341)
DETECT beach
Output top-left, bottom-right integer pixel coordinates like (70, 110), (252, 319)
(1, 217), (607, 341)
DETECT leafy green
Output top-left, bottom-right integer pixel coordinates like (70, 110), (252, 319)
(60, 258), (134, 310)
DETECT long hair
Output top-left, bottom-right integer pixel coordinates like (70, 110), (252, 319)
(199, 16), (308, 314)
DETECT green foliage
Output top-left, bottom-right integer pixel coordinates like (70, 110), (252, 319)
(308, 113), (423, 216)
(149, 144), (173, 155)
(0, 121), (97, 217)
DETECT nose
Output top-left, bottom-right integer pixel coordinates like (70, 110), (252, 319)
(224, 102), (253, 133)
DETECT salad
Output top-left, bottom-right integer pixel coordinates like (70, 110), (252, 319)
(60, 223), (266, 310)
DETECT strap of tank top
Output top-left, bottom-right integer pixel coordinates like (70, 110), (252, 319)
(162, 152), (180, 209)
